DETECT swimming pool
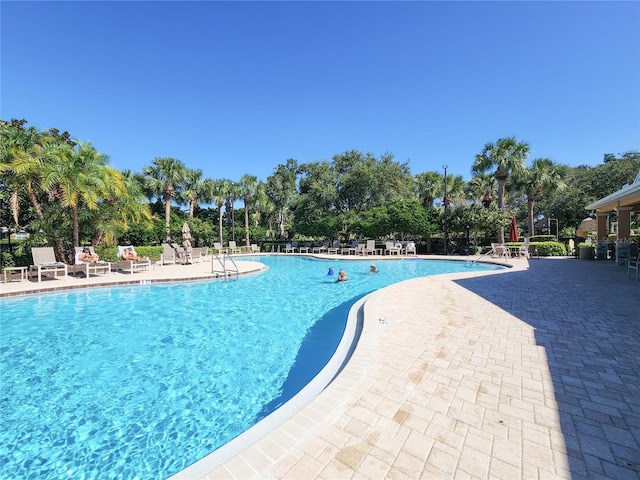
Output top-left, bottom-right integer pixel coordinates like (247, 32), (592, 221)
(0, 257), (500, 479)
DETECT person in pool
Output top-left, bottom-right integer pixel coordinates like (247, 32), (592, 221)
(369, 264), (379, 273)
(327, 267), (334, 276)
(337, 268), (348, 282)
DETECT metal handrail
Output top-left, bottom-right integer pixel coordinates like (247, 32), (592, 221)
(211, 252), (239, 281)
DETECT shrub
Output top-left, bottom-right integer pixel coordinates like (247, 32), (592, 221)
(535, 241), (567, 256)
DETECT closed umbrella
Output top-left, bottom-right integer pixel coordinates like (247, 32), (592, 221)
(182, 222), (192, 248)
(509, 217), (519, 243)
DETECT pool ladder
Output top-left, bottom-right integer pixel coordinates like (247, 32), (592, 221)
(211, 253), (239, 281)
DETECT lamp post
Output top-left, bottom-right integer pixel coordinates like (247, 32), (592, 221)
(443, 164), (448, 255)
(549, 218), (558, 242)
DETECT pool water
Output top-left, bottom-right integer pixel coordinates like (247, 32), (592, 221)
(0, 257), (499, 479)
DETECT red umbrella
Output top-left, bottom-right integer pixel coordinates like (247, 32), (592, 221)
(509, 217), (519, 243)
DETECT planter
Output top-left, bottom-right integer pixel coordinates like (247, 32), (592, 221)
(579, 246), (594, 260)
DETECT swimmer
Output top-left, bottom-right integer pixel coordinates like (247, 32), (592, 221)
(327, 267), (334, 276)
(336, 268), (348, 282)
(369, 264), (379, 274)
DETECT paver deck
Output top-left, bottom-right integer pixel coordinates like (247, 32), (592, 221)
(2, 255), (638, 479)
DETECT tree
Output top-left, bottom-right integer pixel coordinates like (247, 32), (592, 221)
(466, 173), (497, 209)
(182, 168), (205, 218)
(472, 137), (530, 243)
(266, 160), (298, 239)
(415, 171), (442, 208)
(210, 178), (232, 246)
(143, 157), (187, 241)
(239, 174), (258, 247)
(514, 158), (567, 236)
(42, 141), (113, 248)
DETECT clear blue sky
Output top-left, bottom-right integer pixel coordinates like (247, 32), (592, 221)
(2, 1), (639, 183)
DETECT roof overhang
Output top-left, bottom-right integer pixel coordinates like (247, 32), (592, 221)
(585, 170), (640, 212)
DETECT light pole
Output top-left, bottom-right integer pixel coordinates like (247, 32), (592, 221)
(550, 218), (558, 242)
(443, 164), (448, 255)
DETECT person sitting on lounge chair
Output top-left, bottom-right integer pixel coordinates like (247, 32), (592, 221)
(79, 246), (100, 263)
(121, 247), (147, 262)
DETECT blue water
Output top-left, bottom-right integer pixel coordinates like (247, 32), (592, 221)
(0, 256), (499, 479)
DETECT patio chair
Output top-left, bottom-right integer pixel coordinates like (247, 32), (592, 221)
(341, 240), (359, 255)
(170, 242), (192, 264)
(213, 242), (227, 255)
(29, 247), (68, 282)
(161, 243), (178, 265)
(312, 241), (329, 254)
(490, 243), (510, 259)
(249, 243), (260, 253)
(355, 243), (367, 256)
(116, 245), (151, 273)
(385, 241), (402, 255)
(298, 242), (312, 253)
(71, 246), (111, 277)
(403, 242), (417, 255)
(364, 240), (378, 255)
(228, 241), (242, 254)
(284, 241), (297, 253)
(327, 240), (341, 255)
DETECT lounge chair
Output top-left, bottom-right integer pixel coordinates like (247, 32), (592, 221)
(170, 242), (192, 264)
(284, 241), (297, 253)
(228, 241), (242, 254)
(213, 242), (227, 255)
(298, 242), (312, 253)
(249, 243), (260, 253)
(341, 240), (359, 255)
(364, 240), (378, 255)
(403, 242), (417, 255)
(188, 247), (203, 263)
(355, 243), (367, 256)
(29, 247), (68, 282)
(71, 246), (111, 277)
(312, 241), (329, 254)
(199, 246), (209, 260)
(490, 243), (510, 259)
(116, 245), (151, 273)
(161, 243), (178, 265)
(327, 240), (341, 255)
(385, 241), (402, 255)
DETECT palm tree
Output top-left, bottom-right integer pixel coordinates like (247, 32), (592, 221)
(182, 168), (204, 218)
(225, 181), (242, 242)
(143, 157), (187, 241)
(515, 158), (567, 236)
(42, 141), (111, 247)
(472, 137), (530, 242)
(467, 173), (497, 209)
(240, 174), (258, 247)
(210, 179), (232, 246)
(415, 171), (442, 208)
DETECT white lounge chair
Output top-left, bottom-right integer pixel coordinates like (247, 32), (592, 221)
(116, 245), (151, 273)
(228, 241), (242, 254)
(385, 241), (402, 255)
(29, 247), (68, 282)
(249, 243), (260, 253)
(72, 246), (111, 277)
(364, 240), (378, 255)
(403, 242), (417, 255)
